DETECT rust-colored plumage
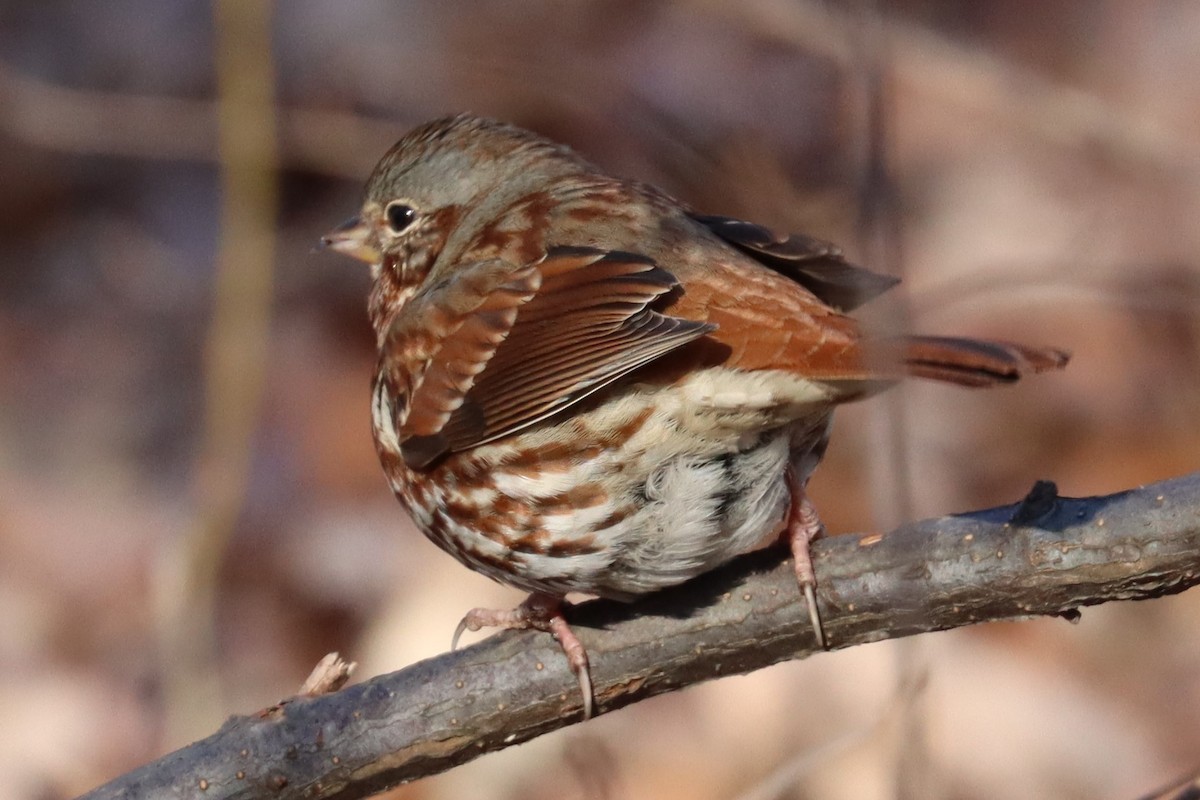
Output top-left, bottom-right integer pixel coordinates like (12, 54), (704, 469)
(324, 114), (1069, 718)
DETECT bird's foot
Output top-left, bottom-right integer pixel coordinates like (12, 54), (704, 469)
(452, 591), (595, 719)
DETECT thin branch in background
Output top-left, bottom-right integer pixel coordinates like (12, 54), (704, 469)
(3, 2), (1199, 184)
(731, 669), (929, 800)
(846, 3), (934, 798)
(0, 58), (401, 179)
(153, 0), (280, 745)
(83, 473), (1200, 799)
(701, 0), (1200, 181)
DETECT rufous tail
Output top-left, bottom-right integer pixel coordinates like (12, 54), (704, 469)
(900, 335), (1070, 387)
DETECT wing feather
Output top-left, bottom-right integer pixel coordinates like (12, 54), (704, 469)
(691, 213), (898, 311)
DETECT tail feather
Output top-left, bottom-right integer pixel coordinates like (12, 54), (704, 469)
(899, 335), (1070, 388)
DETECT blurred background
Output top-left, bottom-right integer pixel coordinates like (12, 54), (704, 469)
(2, 1), (1199, 798)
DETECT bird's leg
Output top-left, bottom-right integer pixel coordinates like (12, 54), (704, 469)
(452, 591), (594, 719)
(785, 466), (828, 649)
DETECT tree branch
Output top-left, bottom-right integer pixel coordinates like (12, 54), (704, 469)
(80, 473), (1200, 800)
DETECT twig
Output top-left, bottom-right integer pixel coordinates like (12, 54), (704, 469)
(298, 654), (357, 698)
(83, 472), (1200, 800)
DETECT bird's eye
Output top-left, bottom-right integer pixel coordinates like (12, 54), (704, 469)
(385, 201), (417, 234)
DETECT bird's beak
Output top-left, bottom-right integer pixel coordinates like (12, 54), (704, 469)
(320, 216), (380, 263)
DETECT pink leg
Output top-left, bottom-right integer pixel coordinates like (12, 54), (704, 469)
(452, 592), (595, 719)
(786, 468), (828, 649)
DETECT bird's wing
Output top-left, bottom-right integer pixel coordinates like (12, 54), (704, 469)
(384, 246), (712, 468)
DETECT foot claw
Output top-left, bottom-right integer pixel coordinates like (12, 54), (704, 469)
(450, 607), (489, 651)
(578, 664), (594, 720)
(802, 582), (826, 650)
(450, 617), (469, 652)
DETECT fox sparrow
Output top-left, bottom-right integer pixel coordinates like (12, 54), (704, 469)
(323, 114), (1068, 718)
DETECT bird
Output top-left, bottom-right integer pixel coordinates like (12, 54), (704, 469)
(322, 113), (1068, 718)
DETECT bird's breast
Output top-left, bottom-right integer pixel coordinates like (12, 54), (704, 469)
(371, 367), (836, 598)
